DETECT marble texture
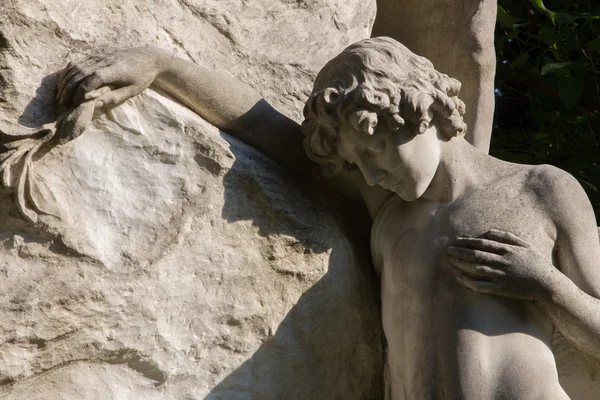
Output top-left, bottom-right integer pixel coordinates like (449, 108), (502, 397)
(0, 1), (382, 398)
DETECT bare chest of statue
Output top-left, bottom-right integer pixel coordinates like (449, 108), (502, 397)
(370, 176), (569, 400)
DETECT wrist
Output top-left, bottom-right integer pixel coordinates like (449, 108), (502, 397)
(153, 49), (172, 77)
(128, 47), (171, 80)
(537, 266), (569, 306)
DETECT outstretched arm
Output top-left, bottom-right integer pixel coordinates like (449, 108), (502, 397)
(446, 168), (600, 361)
(57, 47), (312, 176)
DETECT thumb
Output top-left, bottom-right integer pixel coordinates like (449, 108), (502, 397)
(95, 86), (142, 108)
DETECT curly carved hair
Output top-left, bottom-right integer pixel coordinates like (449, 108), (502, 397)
(301, 36), (467, 177)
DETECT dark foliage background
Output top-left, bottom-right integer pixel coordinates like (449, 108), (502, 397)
(492, 0), (600, 212)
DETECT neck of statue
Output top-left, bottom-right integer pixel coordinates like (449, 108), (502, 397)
(421, 137), (488, 204)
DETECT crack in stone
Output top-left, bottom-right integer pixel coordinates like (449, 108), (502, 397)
(104, 348), (168, 386)
(176, 0), (237, 45)
(0, 347), (168, 388)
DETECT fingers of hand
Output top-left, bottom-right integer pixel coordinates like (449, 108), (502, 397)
(452, 237), (507, 255)
(57, 61), (73, 89)
(58, 57), (98, 99)
(73, 71), (111, 105)
(57, 57), (110, 105)
(84, 87), (112, 101)
(447, 246), (503, 265)
(481, 229), (530, 247)
(95, 86), (140, 108)
(58, 72), (86, 105)
(448, 258), (505, 279)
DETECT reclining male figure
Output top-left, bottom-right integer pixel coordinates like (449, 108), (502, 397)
(57, 37), (600, 399)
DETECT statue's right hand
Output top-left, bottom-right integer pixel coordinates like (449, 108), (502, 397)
(56, 47), (161, 109)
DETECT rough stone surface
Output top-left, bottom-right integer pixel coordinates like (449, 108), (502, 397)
(0, 1), (383, 398)
(0, 0), (375, 123)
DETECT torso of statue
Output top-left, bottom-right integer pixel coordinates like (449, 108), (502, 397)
(371, 164), (570, 400)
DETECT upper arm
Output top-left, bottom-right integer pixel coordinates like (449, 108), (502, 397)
(224, 99), (316, 177)
(539, 165), (600, 297)
(227, 99), (392, 213)
(153, 56), (312, 176)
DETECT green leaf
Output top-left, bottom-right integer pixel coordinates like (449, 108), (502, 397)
(563, 37), (582, 53)
(555, 11), (600, 24)
(555, 13), (576, 25)
(541, 60), (571, 75)
(538, 27), (556, 46)
(533, 131), (555, 141)
(539, 27), (569, 46)
(497, 5), (519, 27)
(574, 115), (590, 124)
(557, 77), (583, 109)
(586, 39), (600, 52)
(530, 0), (557, 22)
(511, 52), (530, 68)
(496, 36), (508, 52)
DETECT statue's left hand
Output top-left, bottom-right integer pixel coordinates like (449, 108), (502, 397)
(56, 47), (162, 109)
(446, 229), (557, 301)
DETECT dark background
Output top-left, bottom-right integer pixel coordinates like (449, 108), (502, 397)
(493, 0), (600, 212)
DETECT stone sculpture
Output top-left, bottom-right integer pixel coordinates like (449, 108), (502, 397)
(3, 35), (599, 398)
(303, 37), (600, 398)
(2, 0), (600, 397)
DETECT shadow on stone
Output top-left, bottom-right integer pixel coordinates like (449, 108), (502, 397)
(205, 143), (384, 399)
(18, 71), (61, 127)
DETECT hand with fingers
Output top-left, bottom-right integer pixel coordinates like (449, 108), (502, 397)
(56, 47), (162, 109)
(446, 229), (557, 301)
(0, 48), (163, 223)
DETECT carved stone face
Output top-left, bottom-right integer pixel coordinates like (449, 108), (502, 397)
(336, 120), (442, 201)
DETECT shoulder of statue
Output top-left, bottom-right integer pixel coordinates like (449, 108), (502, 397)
(525, 164), (592, 227)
